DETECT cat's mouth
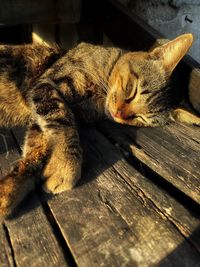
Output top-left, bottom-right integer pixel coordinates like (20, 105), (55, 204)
(125, 114), (138, 120)
(108, 109), (149, 126)
(108, 110), (137, 123)
(113, 110), (138, 121)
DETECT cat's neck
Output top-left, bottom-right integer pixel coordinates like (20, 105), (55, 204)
(67, 43), (123, 93)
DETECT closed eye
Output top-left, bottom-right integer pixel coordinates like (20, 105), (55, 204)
(141, 90), (150, 95)
(126, 114), (147, 123)
(125, 86), (138, 104)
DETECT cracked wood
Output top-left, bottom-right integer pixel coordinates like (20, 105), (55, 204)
(44, 126), (200, 267)
(97, 120), (200, 205)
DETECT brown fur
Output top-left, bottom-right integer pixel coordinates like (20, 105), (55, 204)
(0, 34), (198, 217)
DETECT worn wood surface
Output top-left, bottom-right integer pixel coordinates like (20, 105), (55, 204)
(0, 0), (81, 25)
(189, 68), (200, 114)
(0, 128), (70, 267)
(97, 120), (200, 205)
(32, 23), (78, 50)
(0, 129), (20, 177)
(5, 193), (70, 267)
(0, 224), (15, 267)
(44, 127), (200, 267)
(1, 123), (200, 266)
(94, 125), (200, 249)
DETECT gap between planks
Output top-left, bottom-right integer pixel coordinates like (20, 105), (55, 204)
(97, 120), (200, 205)
(0, 127), (73, 267)
(43, 126), (200, 267)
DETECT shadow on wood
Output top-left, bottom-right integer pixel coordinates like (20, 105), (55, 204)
(158, 225), (200, 266)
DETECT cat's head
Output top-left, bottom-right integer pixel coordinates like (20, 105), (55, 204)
(106, 34), (193, 127)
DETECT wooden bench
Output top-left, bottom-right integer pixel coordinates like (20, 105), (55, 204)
(1, 0), (200, 266)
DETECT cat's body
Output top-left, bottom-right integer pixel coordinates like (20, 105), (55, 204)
(0, 43), (121, 127)
(0, 33), (199, 217)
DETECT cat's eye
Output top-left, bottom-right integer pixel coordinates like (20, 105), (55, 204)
(125, 86), (138, 104)
(141, 90), (150, 95)
(126, 114), (137, 120)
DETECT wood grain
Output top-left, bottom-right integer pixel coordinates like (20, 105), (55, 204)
(94, 125), (200, 249)
(0, 224), (15, 267)
(0, 128), (69, 267)
(0, 0), (81, 25)
(45, 127), (200, 267)
(0, 129), (20, 178)
(189, 68), (200, 114)
(5, 193), (69, 267)
(97, 120), (200, 204)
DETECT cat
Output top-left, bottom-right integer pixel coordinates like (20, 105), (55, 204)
(0, 33), (199, 218)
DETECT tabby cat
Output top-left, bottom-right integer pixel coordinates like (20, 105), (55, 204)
(0, 33), (199, 217)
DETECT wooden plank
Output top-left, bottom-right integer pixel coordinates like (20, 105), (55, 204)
(45, 127), (200, 266)
(88, 127), (200, 250)
(10, 127), (26, 152)
(0, 0), (81, 25)
(59, 24), (78, 49)
(165, 123), (200, 152)
(0, 128), (70, 267)
(98, 0), (200, 67)
(0, 224), (15, 267)
(5, 193), (70, 267)
(189, 68), (200, 114)
(32, 24), (56, 47)
(0, 129), (20, 177)
(96, 0), (159, 51)
(32, 23), (78, 50)
(97, 120), (200, 205)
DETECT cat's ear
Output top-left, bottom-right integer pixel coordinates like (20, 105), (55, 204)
(170, 108), (200, 125)
(150, 34), (193, 75)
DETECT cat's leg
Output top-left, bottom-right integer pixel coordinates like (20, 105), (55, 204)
(42, 125), (82, 193)
(0, 82), (32, 127)
(0, 124), (48, 217)
(31, 82), (82, 194)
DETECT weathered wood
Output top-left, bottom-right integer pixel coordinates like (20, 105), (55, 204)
(32, 23), (78, 49)
(10, 127), (26, 151)
(0, 224), (15, 267)
(5, 193), (70, 267)
(189, 68), (200, 114)
(165, 123), (200, 152)
(45, 127), (200, 267)
(0, 128), (70, 267)
(32, 24), (56, 47)
(97, 120), (200, 205)
(0, 129), (21, 177)
(93, 125), (200, 250)
(0, 0), (81, 25)
(97, 0), (159, 51)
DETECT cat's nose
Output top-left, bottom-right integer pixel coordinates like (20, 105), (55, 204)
(115, 110), (123, 118)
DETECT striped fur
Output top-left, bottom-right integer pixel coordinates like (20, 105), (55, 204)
(0, 34), (196, 217)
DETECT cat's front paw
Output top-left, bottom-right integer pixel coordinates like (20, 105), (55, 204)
(42, 156), (82, 194)
(0, 166), (35, 218)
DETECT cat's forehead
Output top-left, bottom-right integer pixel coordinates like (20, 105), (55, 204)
(116, 52), (166, 84)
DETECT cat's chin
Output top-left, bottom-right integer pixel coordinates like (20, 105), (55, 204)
(109, 116), (146, 127)
(105, 108), (113, 120)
